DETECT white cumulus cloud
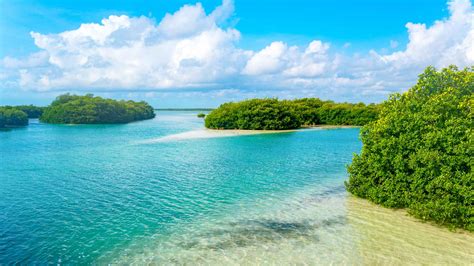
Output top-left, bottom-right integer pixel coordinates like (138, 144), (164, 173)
(381, 0), (473, 68)
(0, 0), (472, 103)
(3, 0), (247, 90)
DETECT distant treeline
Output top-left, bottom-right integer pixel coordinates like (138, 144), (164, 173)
(204, 98), (381, 130)
(0, 105), (45, 128)
(40, 94), (155, 124)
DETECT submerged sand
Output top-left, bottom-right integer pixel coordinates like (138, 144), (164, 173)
(137, 128), (298, 143)
(138, 125), (358, 144)
(346, 196), (474, 264)
(109, 185), (473, 265)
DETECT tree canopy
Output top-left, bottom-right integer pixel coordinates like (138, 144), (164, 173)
(40, 94), (156, 124)
(204, 98), (380, 130)
(14, 105), (45, 118)
(0, 107), (28, 128)
(346, 66), (473, 231)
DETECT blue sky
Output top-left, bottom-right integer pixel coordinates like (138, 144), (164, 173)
(0, 0), (472, 107)
(1, 0), (449, 56)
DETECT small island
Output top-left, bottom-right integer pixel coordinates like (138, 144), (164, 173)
(204, 98), (380, 130)
(40, 94), (155, 124)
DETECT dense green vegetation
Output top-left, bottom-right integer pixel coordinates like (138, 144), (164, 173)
(0, 105), (45, 128)
(291, 98), (380, 126)
(346, 66), (473, 231)
(0, 107), (28, 127)
(205, 98), (380, 130)
(205, 99), (301, 130)
(40, 94), (155, 124)
(156, 108), (214, 111)
(14, 105), (45, 118)
(197, 113), (206, 118)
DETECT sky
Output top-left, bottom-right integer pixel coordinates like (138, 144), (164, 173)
(0, 0), (472, 107)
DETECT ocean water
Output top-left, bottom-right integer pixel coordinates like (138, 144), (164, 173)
(0, 111), (472, 264)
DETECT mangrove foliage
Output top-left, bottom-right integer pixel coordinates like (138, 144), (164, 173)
(40, 94), (156, 124)
(346, 66), (473, 231)
(0, 107), (29, 128)
(13, 105), (45, 118)
(205, 98), (380, 130)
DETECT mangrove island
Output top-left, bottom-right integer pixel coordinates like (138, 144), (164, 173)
(40, 94), (156, 124)
(205, 98), (380, 130)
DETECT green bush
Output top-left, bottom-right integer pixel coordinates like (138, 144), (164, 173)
(40, 94), (155, 124)
(197, 113), (206, 118)
(205, 98), (380, 130)
(346, 66), (473, 231)
(0, 107), (28, 127)
(290, 98), (380, 126)
(13, 105), (45, 118)
(205, 98), (301, 130)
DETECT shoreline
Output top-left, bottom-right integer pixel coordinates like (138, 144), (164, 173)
(346, 195), (474, 264)
(206, 125), (360, 135)
(205, 128), (298, 135)
(303, 125), (361, 129)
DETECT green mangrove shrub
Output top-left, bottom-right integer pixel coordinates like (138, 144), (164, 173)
(205, 98), (301, 130)
(346, 66), (473, 231)
(13, 105), (45, 118)
(0, 107), (28, 127)
(205, 98), (380, 130)
(40, 94), (156, 124)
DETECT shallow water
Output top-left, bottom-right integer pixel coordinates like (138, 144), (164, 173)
(0, 111), (472, 264)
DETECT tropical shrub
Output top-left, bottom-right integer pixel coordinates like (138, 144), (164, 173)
(205, 98), (380, 130)
(205, 98), (301, 130)
(40, 94), (155, 124)
(346, 66), (473, 231)
(0, 107), (28, 127)
(14, 105), (45, 118)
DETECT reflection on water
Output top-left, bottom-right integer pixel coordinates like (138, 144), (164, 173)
(111, 187), (473, 265)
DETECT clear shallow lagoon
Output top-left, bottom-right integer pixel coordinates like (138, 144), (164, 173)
(1, 111), (472, 264)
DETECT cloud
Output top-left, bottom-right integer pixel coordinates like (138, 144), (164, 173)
(242, 40), (330, 77)
(1, 0), (472, 102)
(242, 42), (288, 75)
(381, 0), (473, 68)
(2, 1), (247, 90)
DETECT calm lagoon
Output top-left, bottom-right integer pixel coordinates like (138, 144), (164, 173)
(0, 111), (472, 264)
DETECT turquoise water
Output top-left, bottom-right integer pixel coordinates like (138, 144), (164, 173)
(1, 111), (472, 264)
